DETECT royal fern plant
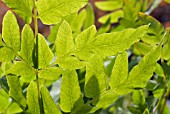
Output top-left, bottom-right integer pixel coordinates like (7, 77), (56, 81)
(0, 0), (169, 114)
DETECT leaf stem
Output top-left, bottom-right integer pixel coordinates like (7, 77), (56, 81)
(160, 89), (170, 113)
(33, 0), (43, 113)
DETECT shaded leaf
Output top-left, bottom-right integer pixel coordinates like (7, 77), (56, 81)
(85, 55), (106, 98)
(6, 75), (27, 109)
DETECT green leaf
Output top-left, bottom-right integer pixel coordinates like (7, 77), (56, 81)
(0, 34), (3, 47)
(155, 63), (164, 77)
(139, 13), (164, 35)
(123, 45), (161, 90)
(55, 21), (75, 58)
(76, 25), (149, 59)
(2, 0), (33, 24)
(6, 61), (35, 76)
(95, 1), (123, 11)
(83, 4), (94, 30)
(109, 52), (128, 89)
(0, 47), (16, 62)
(133, 42), (152, 55)
(38, 34), (54, 69)
(40, 86), (62, 114)
(0, 89), (10, 113)
(162, 28), (170, 60)
(132, 90), (145, 106)
(48, 22), (62, 43)
(39, 67), (62, 80)
(2, 11), (20, 51)
(57, 56), (86, 70)
(20, 25), (34, 65)
(97, 17), (111, 35)
(139, 13), (164, 44)
(6, 75), (27, 109)
(27, 81), (40, 114)
(71, 9), (86, 33)
(60, 70), (84, 112)
(85, 55), (106, 98)
(75, 25), (97, 60)
(90, 90), (119, 113)
(48, 13), (77, 43)
(94, 25), (149, 58)
(7, 102), (23, 114)
(98, 10), (124, 24)
(37, 0), (88, 24)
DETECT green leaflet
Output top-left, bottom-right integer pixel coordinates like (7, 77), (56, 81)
(2, 11), (20, 52)
(37, 0), (88, 25)
(55, 21), (75, 58)
(139, 12), (164, 35)
(162, 28), (170, 60)
(109, 52), (128, 89)
(60, 70), (84, 112)
(76, 25), (149, 59)
(83, 4), (94, 30)
(95, 0), (123, 11)
(48, 13), (77, 43)
(6, 75), (27, 109)
(71, 9), (86, 33)
(55, 21), (86, 69)
(75, 25), (97, 60)
(38, 34), (54, 69)
(0, 34), (3, 47)
(40, 86), (62, 114)
(5, 61), (35, 76)
(90, 90), (119, 113)
(93, 25), (148, 58)
(57, 56), (86, 70)
(39, 67), (62, 80)
(27, 81), (40, 114)
(0, 89), (10, 113)
(0, 47), (16, 62)
(48, 22), (63, 43)
(133, 42), (153, 55)
(20, 25), (34, 65)
(139, 13), (164, 44)
(2, 0), (33, 24)
(132, 90), (145, 106)
(85, 55), (106, 98)
(123, 45), (161, 91)
(7, 103), (23, 114)
(98, 10), (124, 24)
